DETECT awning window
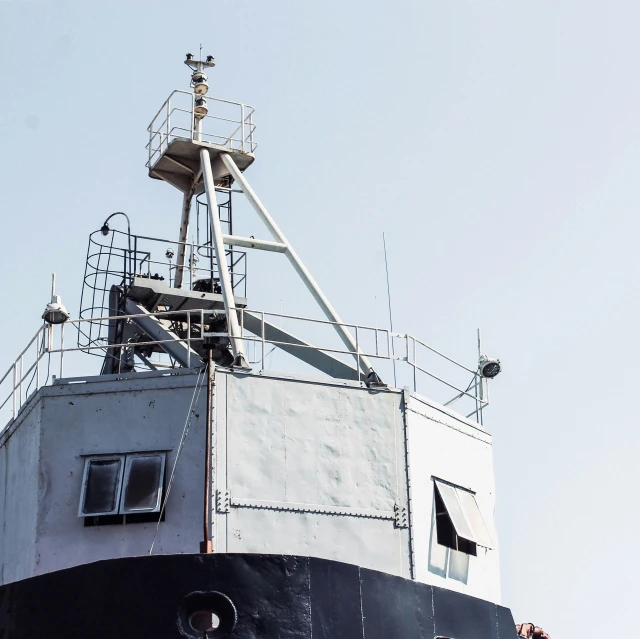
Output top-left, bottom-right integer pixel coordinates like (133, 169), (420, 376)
(434, 479), (493, 551)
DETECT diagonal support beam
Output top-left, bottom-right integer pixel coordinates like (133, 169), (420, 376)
(219, 153), (382, 384)
(201, 149), (249, 368)
(124, 299), (202, 368)
(173, 184), (195, 289)
(222, 235), (287, 253)
(242, 312), (360, 381)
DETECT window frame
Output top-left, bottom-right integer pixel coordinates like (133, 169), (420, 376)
(432, 477), (493, 554)
(119, 452), (167, 515)
(78, 452), (167, 519)
(78, 455), (126, 517)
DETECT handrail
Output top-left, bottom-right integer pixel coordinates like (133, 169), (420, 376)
(0, 306), (488, 433)
(145, 91), (257, 169)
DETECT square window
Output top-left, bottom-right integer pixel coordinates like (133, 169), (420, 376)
(79, 457), (124, 516)
(120, 454), (166, 514)
(79, 452), (166, 520)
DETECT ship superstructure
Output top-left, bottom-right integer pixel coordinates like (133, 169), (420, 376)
(0, 55), (515, 639)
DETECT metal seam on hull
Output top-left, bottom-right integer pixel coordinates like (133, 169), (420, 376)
(229, 497), (396, 520)
(402, 389), (416, 578)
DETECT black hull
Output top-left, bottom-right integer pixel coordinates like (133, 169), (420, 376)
(0, 554), (517, 638)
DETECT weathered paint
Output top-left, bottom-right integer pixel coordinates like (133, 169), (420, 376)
(0, 368), (501, 604)
(0, 401), (41, 585)
(0, 553), (519, 639)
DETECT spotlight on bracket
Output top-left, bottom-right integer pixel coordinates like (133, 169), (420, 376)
(42, 294), (70, 325)
(478, 355), (501, 379)
(206, 55), (214, 63)
(186, 53), (194, 61)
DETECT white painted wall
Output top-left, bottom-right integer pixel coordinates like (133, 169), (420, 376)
(0, 402), (41, 585)
(212, 373), (411, 578)
(0, 369), (502, 606)
(406, 392), (501, 603)
(0, 371), (207, 585)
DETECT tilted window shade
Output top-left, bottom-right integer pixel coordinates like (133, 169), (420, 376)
(434, 480), (493, 549)
(80, 457), (124, 516)
(455, 487), (493, 549)
(120, 454), (165, 514)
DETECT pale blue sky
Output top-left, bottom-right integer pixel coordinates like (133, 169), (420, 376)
(2, 1), (638, 635)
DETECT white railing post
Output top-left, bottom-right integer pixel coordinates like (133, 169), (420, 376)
(187, 310), (191, 368)
(60, 324), (65, 380)
(261, 311), (265, 369)
(412, 338), (417, 392)
(355, 325), (360, 384)
(241, 104), (245, 153)
(166, 97), (171, 143)
(36, 335), (40, 392)
(12, 363), (17, 419)
(19, 355), (24, 406)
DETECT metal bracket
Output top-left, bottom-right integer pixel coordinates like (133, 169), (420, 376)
(216, 489), (230, 513)
(394, 503), (408, 529)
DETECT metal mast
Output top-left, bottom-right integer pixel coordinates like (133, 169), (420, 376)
(146, 52), (383, 384)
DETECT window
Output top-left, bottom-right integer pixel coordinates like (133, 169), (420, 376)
(433, 479), (493, 556)
(79, 453), (166, 525)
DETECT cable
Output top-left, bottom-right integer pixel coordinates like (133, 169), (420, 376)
(148, 366), (206, 555)
(249, 345), (276, 365)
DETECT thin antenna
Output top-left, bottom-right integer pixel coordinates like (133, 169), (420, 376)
(383, 233), (397, 387)
(477, 328), (484, 427)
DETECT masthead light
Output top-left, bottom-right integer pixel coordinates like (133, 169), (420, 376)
(194, 97), (208, 119)
(192, 71), (209, 96)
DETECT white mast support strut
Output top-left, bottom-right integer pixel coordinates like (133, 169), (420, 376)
(200, 149), (249, 368)
(222, 235), (287, 253)
(174, 187), (195, 289)
(219, 152), (381, 383)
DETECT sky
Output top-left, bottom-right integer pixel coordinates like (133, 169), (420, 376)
(1, 1), (638, 635)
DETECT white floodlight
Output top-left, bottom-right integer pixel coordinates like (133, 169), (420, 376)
(43, 294), (70, 325)
(478, 355), (501, 379)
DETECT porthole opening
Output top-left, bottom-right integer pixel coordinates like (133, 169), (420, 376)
(178, 591), (236, 639)
(189, 611), (221, 633)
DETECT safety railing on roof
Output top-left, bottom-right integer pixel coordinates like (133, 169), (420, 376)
(0, 308), (490, 434)
(79, 227), (246, 356)
(146, 90), (256, 169)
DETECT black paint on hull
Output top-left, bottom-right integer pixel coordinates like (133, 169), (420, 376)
(0, 553), (517, 638)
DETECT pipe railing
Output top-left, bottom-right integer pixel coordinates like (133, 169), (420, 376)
(146, 90), (256, 169)
(0, 308), (488, 434)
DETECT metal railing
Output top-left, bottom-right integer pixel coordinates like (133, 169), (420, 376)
(0, 308), (489, 434)
(79, 228), (247, 355)
(146, 90), (256, 169)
